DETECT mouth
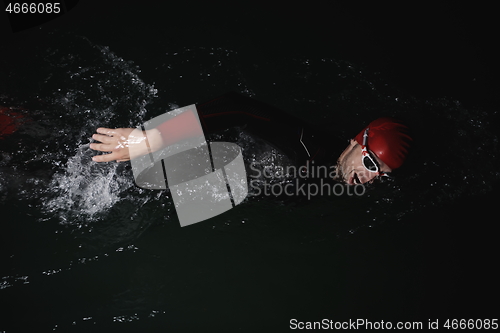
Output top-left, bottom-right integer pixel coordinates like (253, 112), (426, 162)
(348, 172), (361, 185)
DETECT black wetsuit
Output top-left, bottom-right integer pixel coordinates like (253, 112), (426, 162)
(195, 92), (344, 175)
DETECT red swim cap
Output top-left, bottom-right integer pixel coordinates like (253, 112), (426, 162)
(354, 117), (412, 170)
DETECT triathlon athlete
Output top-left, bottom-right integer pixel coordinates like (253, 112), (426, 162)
(89, 92), (412, 185)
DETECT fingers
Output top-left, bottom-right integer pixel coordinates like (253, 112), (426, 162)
(96, 127), (118, 135)
(92, 151), (123, 162)
(90, 127), (133, 162)
(89, 142), (112, 152)
(92, 133), (115, 144)
(90, 128), (123, 151)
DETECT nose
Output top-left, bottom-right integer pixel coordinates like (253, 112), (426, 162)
(358, 170), (378, 184)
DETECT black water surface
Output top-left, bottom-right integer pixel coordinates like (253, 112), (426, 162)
(1, 2), (499, 332)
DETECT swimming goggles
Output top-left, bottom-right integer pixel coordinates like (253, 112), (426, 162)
(361, 128), (388, 177)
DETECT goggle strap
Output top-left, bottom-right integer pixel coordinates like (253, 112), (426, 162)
(363, 128), (369, 146)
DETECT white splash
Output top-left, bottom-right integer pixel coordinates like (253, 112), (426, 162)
(43, 144), (135, 225)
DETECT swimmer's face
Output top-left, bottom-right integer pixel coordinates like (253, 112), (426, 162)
(336, 139), (392, 185)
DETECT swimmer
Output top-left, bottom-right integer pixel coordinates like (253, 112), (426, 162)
(90, 92), (411, 185)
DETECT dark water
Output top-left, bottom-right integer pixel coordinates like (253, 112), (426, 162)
(1, 3), (499, 332)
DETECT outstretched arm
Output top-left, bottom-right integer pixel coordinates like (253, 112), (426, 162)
(90, 109), (201, 162)
(90, 92), (333, 166)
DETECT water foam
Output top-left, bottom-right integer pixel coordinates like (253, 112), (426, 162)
(43, 144), (135, 225)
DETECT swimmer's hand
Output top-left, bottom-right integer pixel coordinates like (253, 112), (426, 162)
(90, 127), (163, 162)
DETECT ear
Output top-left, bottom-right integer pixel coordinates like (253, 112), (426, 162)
(350, 139), (358, 147)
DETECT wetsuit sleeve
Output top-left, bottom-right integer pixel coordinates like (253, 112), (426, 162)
(196, 92), (337, 167)
(155, 109), (204, 146)
(156, 92), (336, 167)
